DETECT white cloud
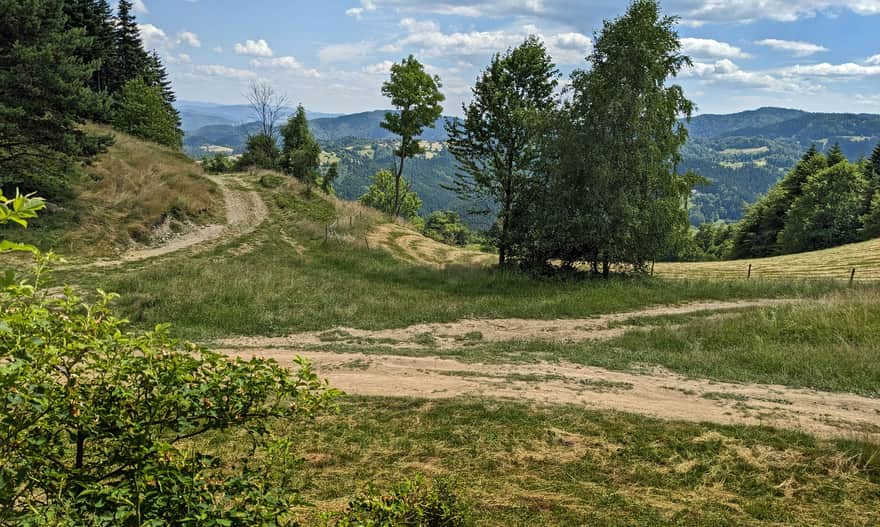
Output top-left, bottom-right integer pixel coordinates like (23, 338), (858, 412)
(213, 46), (223, 54)
(756, 39), (828, 56)
(779, 62), (880, 76)
(681, 38), (750, 60)
(319, 42), (375, 63)
(684, 59), (820, 93)
(250, 56), (321, 77)
(132, 0), (148, 14)
(866, 54), (880, 65)
(177, 31), (201, 48)
(138, 24), (168, 50)
(362, 60), (395, 74)
(233, 39), (274, 57)
(193, 64), (257, 79)
(390, 21), (590, 65)
(166, 53), (192, 64)
(854, 93), (880, 107)
(346, 0), (377, 19)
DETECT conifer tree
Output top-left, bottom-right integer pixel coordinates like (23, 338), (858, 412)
(280, 105), (321, 186)
(0, 0), (110, 199)
(322, 163), (339, 194)
(114, 0), (149, 90)
(64, 0), (116, 95)
(827, 142), (846, 165)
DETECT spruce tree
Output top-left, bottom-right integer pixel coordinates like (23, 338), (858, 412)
(871, 143), (880, 178)
(114, 0), (149, 90)
(827, 143), (846, 165)
(280, 105), (321, 185)
(0, 0), (110, 199)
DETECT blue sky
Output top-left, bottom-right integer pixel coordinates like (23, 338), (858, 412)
(131, 0), (880, 116)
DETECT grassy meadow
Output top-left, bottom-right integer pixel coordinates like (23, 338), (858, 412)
(45, 166), (880, 525)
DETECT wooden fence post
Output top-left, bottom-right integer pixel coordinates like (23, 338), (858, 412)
(747, 264), (752, 280)
(850, 268), (856, 286)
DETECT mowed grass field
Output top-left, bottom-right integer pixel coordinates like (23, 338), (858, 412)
(656, 238), (880, 281)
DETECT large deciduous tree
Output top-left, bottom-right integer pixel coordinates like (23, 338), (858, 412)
(360, 169), (422, 220)
(380, 56), (445, 217)
(446, 36), (559, 266)
(113, 78), (183, 148)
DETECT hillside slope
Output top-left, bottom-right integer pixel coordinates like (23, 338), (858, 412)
(10, 124), (224, 257)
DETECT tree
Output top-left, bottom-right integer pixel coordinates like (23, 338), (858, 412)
(280, 105), (321, 186)
(423, 210), (471, 246)
(778, 161), (867, 253)
(114, 0), (149, 91)
(113, 78), (183, 148)
(246, 80), (288, 140)
(360, 170), (422, 219)
(322, 162), (339, 194)
(730, 147), (827, 259)
(516, 0), (694, 274)
(827, 142), (846, 165)
(63, 0), (117, 97)
(0, 0), (111, 200)
(236, 133), (280, 170)
(446, 36), (559, 266)
(380, 56), (445, 217)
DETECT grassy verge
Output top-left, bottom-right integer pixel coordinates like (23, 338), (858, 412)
(228, 397), (880, 526)
(57, 176), (847, 341)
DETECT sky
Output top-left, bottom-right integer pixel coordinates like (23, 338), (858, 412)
(130, 0), (880, 116)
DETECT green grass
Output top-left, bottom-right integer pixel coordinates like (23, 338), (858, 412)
(55, 176), (848, 341)
(254, 397), (880, 526)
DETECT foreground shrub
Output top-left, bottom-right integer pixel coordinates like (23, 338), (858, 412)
(325, 478), (470, 527)
(0, 194), (340, 525)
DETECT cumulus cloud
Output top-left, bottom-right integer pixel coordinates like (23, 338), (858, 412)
(779, 62), (880, 76)
(233, 39), (274, 57)
(138, 23), (168, 50)
(681, 38), (751, 59)
(362, 60), (395, 74)
(250, 56), (321, 77)
(193, 64), (257, 79)
(177, 31), (201, 48)
(389, 19), (591, 65)
(132, 0), (148, 14)
(684, 59), (819, 93)
(346, 0), (377, 19)
(866, 54), (880, 65)
(756, 39), (828, 56)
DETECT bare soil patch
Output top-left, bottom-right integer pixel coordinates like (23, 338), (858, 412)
(223, 348), (880, 441)
(367, 223), (495, 268)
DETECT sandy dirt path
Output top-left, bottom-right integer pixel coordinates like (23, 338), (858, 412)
(223, 348), (880, 441)
(218, 298), (791, 350)
(75, 175), (267, 268)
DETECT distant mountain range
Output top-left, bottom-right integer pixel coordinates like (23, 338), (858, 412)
(178, 103), (880, 226)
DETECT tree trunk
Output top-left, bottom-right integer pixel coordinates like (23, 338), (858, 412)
(394, 142), (406, 218)
(602, 252), (610, 279)
(75, 429), (85, 469)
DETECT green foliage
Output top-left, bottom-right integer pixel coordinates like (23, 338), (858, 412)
(423, 210), (474, 246)
(730, 143), (880, 259)
(511, 0), (694, 273)
(446, 36), (559, 265)
(322, 162), (339, 194)
(237, 133), (281, 170)
(381, 56), (445, 217)
(777, 161), (867, 253)
(112, 78), (184, 148)
(863, 192), (880, 239)
(360, 170), (423, 219)
(0, 0), (111, 200)
(325, 478), (470, 527)
(281, 105), (321, 185)
(203, 153), (234, 174)
(113, 0), (149, 90)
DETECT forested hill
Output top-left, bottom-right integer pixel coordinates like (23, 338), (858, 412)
(182, 105), (880, 226)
